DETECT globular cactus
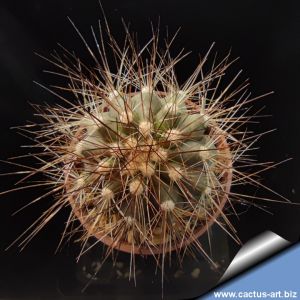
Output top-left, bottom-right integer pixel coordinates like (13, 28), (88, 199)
(2, 14), (286, 284)
(66, 86), (232, 254)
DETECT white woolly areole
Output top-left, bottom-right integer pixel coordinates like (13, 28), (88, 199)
(101, 187), (114, 201)
(120, 110), (133, 124)
(164, 129), (182, 142)
(138, 162), (155, 177)
(108, 89), (119, 99)
(168, 166), (182, 182)
(129, 179), (144, 195)
(151, 147), (168, 162)
(161, 200), (175, 211)
(125, 136), (138, 149)
(139, 120), (152, 137)
(204, 186), (212, 194)
(124, 216), (135, 225)
(141, 85), (152, 93)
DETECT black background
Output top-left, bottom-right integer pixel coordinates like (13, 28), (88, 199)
(0, 0), (299, 299)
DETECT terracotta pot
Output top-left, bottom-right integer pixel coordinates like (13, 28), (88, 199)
(64, 95), (232, 255)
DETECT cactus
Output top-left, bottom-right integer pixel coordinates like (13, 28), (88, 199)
(1, 15), (288, 286)
(65, 87), (232, 254)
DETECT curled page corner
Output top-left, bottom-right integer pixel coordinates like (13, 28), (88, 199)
(219, 231), (290, 283)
